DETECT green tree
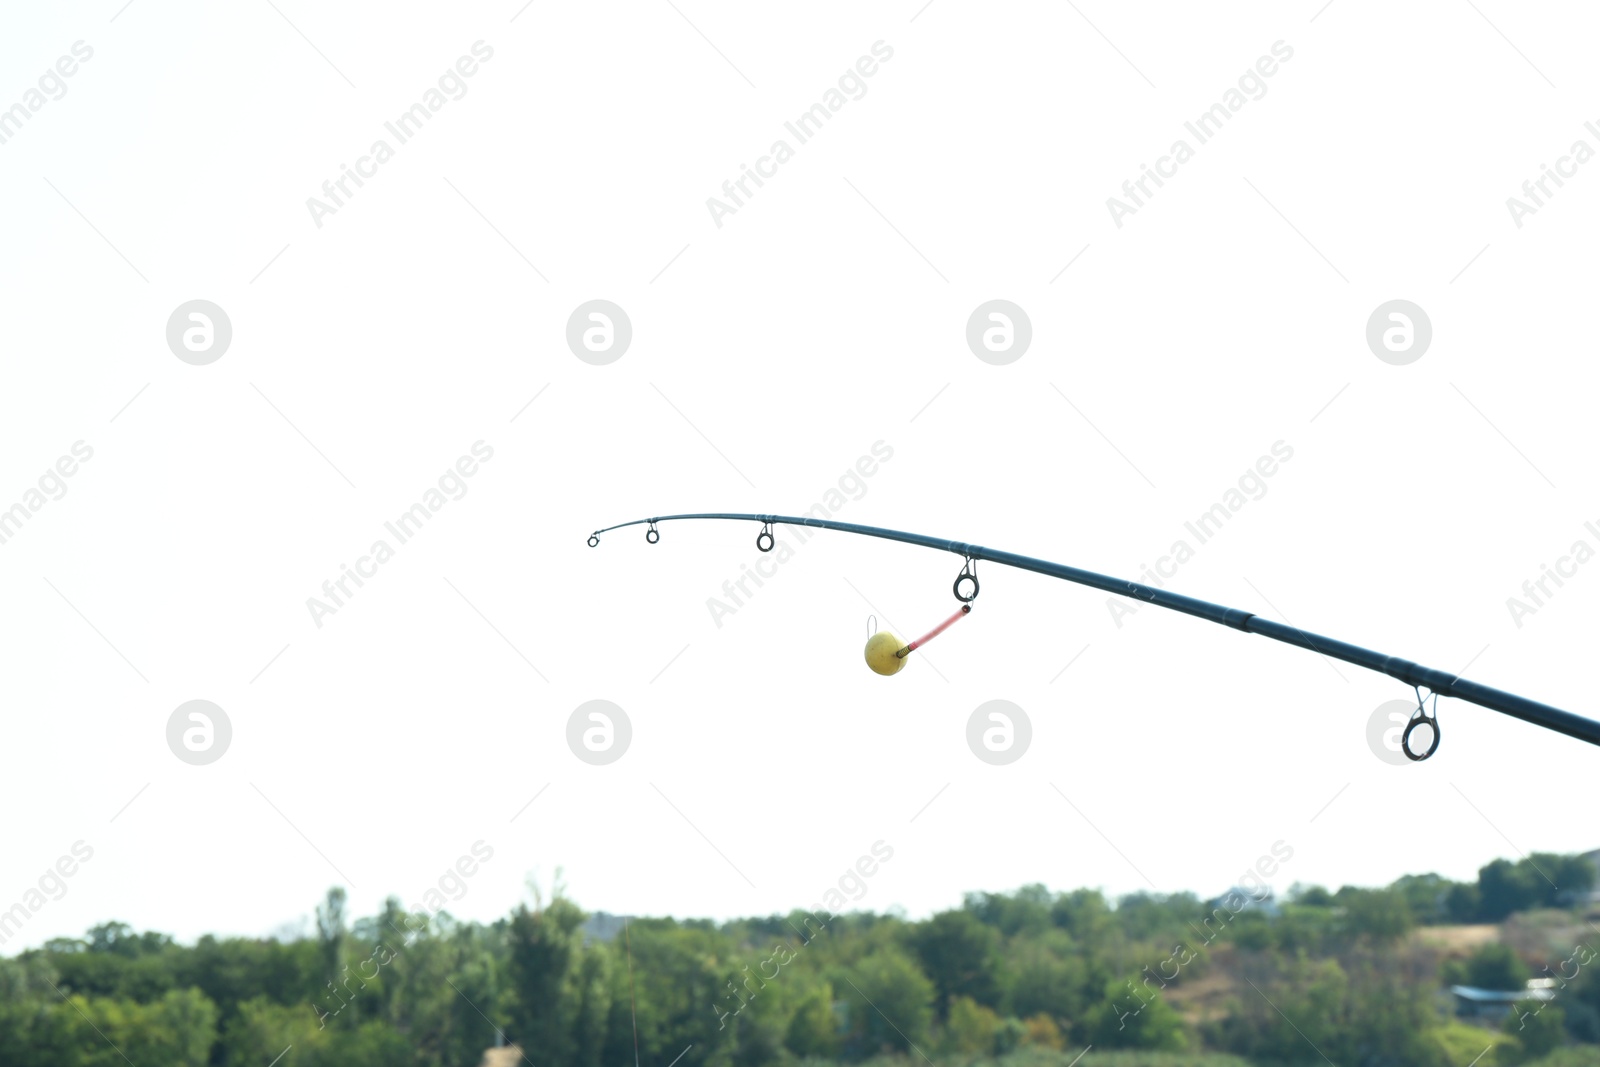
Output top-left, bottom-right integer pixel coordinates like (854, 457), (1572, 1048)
(599, 919), (733, 1067)
(1337, 886), (1414, 942)
(1291, 883), (1335, 907)
(1547, 854), (1597, 898)
(783, 983), (838, 1058)
(1448, 882), (1484, 922)
(943, 995), (1000, 1053)
(1504, 1000), (1566, 1063)
(1115, 891), (1204, 942)
(1022, 1012), (1064, 1049)
(1001, 935), (1090, 1022)
(55, 989), (218, 1067)
(1559, 949), (1600, 1042)
(1080, 976), (1187, 1050)
(569, 945), (612, 1067)
(220, 996), (328, 1067)
(1051, 889), (1115, 951)
(840, 947), (935, 1055)
(506, 896), (585, 1061)
(1392, 873), (1458, 923)
(964, 884), (1053, 936)
(314, 886), (350, 1024)
(1467, 943), (1531, 990)
(1211, 951), (1453, 1067)
(907, 910), (1001, 1015)
(1480, 859), (1542, 920)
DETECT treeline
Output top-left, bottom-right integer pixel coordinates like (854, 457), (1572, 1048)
(1387, 853), (1598, 924)
(0, 851), (1595, 1067)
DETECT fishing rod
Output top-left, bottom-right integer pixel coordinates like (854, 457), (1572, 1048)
(588, 512), (1600, 759)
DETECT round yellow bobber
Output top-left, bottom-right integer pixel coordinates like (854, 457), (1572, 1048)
(863, 631), (907, 676)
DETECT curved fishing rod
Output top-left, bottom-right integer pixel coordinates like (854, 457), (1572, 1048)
(588, 512), (1600, 756)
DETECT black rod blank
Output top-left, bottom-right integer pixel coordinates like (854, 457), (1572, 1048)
(590, 512), (1600, 750)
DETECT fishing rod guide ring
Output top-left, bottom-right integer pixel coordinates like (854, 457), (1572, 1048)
(646, 521), (660, 544)
(1402, 687), (1441, 761)
(587, 533), (600, 547)
(954, 557), (979, 602)
(756, 522), (775, 553)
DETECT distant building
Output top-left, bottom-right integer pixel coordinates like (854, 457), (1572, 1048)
(1450, 982), (1557, 1022)
(582, 911), (630, 943)
(1208, 887), (1281, 917)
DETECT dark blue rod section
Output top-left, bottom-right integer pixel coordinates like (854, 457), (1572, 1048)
(590, 513), (1600, 749)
